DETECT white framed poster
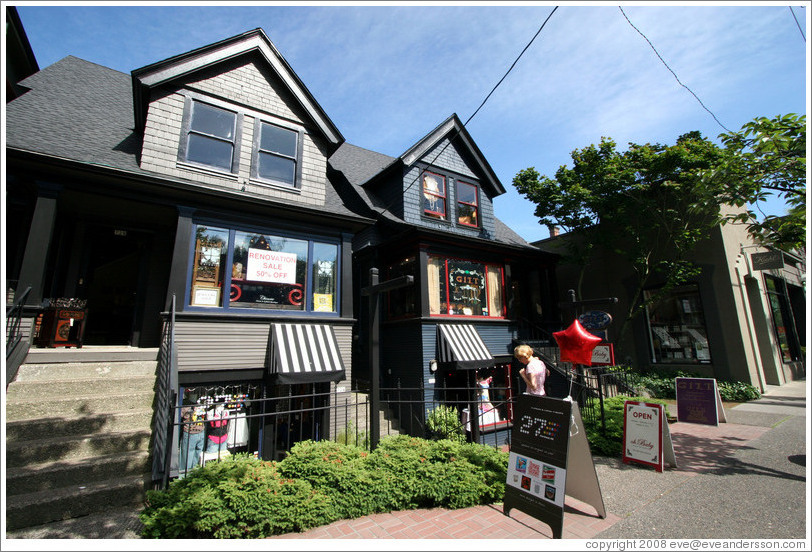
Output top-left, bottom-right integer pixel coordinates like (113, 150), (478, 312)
(622, 401), (671, 472)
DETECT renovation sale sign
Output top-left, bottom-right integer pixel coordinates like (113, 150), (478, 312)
(246, 249), (297, 284)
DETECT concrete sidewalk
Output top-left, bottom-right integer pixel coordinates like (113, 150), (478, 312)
(3, 379), (807, 542)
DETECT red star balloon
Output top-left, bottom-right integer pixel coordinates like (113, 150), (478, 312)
(553, 319), (602, 366)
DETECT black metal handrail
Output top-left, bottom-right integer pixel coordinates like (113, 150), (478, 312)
(6, 286), (31, 357)
(151, 295), (178, 487)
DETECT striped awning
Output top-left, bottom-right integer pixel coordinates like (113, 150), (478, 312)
(436, 324), (494, 371)
(268, 323), (346, 384)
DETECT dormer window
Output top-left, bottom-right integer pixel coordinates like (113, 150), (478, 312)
(456, 181), (479, 228)
(181, 99), (239, 173)
(254, 121), (301, 187)
(422, 171), (447, 220)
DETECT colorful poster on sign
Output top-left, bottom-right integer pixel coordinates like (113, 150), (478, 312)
(246, 249), (297, 284)
(506, 452), (566, 508)
(623, 401), (663, 470)
(675, 377), (724, 426)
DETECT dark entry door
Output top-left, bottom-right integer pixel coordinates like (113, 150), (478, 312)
(78, 226), (149, 346)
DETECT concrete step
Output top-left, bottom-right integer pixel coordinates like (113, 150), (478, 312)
(13, 360), (158, 381)
(6, 450), (152, 496)
(6, 375), (156, 400)
(6, 409), (154, 443)
(5, 390), (156, 421)
(6, 428), (152, 468)
(5, 474), (148, 531)
(23, 346), (159, 364)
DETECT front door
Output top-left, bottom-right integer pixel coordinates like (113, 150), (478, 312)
(78, 225), (149, 346)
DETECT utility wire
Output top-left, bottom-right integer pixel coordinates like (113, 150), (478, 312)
(379, 6), (559, 216)
(789, 6), (806, 42)
(619, 6), (733, 134)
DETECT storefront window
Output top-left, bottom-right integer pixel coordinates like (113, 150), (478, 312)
(312, 243), (338, 312)
(428, 255), (504, 317)
(190, 226), (229, 307)
(764, 275), (798, 362)
(188, 224), (338, 313)
(645, 284), (711, 364)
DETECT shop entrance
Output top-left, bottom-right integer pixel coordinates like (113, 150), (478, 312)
(78, 225), (150, 346)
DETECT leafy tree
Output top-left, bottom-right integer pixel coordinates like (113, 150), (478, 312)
(708, 113), (806, 252)
(513, 132), (726, 347)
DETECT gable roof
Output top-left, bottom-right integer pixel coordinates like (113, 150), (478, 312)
(400, 114), (505, 197)
(130, 28), (343, 146)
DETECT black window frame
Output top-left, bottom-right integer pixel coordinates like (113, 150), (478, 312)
(251, 118), (305, 189)
(178, 95), (242, 174)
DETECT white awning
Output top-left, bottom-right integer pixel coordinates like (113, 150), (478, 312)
(436, 324), (494, 371)
(268, 323), (346, 384)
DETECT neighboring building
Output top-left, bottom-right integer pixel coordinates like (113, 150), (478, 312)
(4, 6), (39, 102)
(535, 216), (806, 391)
(331, 114), (560, 446)
(6, 27), (561, 466)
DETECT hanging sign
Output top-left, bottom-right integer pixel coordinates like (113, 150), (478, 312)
(578, 310), (613, 330)
(590, 343), (614, 366)
(675, 377), (727, 426)
(622, 401), (677, 472)
(246, 249), (297, 284)
(751, 251), (784, 270)
(503, 395), (605, 539)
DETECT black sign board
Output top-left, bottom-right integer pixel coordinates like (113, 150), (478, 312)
(503, 395), (605, 538)
(751, 251), (784, 271)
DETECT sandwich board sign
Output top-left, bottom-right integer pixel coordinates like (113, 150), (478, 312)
(675, 377), (727, 426)
(622, 401), (677, 472)
(503, 395), (605, 539)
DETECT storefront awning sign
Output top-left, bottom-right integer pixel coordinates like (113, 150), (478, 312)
(268, 323), (346, 384)
(751, 251), (785, 271)
(436, 324), (494, 371)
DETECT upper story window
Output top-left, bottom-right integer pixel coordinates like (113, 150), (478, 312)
(188, 223), (339, 314)
(428, 255), (504, 318)
(422, 171), (447, 220)
(182, 100), (239, 172)
(253, 121), (301, 187)
(456, 181), (479, 228)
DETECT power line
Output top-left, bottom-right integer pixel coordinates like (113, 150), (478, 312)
(379, 6), (559, 216)
(789, 6), (805, 43)
(618, 6), (733, 134)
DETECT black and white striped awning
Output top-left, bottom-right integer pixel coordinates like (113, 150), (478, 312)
(268, 323), (346, 384)
(436, 324), (494, 371)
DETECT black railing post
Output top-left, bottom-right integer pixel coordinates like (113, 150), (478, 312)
(369, 268), (381, 450)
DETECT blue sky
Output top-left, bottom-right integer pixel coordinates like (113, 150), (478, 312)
(10, 1), (809, 243)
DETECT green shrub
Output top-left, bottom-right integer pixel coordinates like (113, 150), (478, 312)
(139, 454), (336, 539)
(333, 420), (370, 448)
(717, 380), (761, 402)
(581, 396), (670, 457)
(426, 404), (466, 442)
(141, 436), (510, 538)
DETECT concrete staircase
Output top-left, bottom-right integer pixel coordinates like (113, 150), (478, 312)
(5, 347), (159, 532)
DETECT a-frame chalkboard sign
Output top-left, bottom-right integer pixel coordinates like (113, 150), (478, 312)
(503, 394), (606, 539)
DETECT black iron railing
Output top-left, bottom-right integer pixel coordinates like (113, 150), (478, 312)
(151, 295), (178, 488)
(5, 286), (32, 385)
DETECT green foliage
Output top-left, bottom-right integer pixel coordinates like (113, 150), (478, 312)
(711, 114), (806, 251)
(139, 454), (336, 539)
(581, 396), (671, 457)
(333, 420), (370, 448)
(426, 404), (466, 442)
(141, 437), (508, 538)
(625, 367), (761, 402)
(717, 380), (762, 402)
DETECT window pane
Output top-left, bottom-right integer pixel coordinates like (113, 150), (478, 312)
(187, 134), (233, 170)
(230, 232), (307, 310)
(457, 182), (477, 204)
(190, 226), (229, 307)
(312, 243), (338, 312)
(458, 203), (478, 226)
(444, 259), (488, 316)
(645, 284), (711, 363)
(261, 123), (297, 157)
(423, 172), (446, 219)
(486, 265), (503, 317)
(258, 153), (295, 185)
(191, 102), (235, 140)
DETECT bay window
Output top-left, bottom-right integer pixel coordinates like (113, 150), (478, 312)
(428, 255), (504, 317)
(188, 223), (338, 313)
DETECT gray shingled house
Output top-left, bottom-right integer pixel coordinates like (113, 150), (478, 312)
(5, 26), (559, 527)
